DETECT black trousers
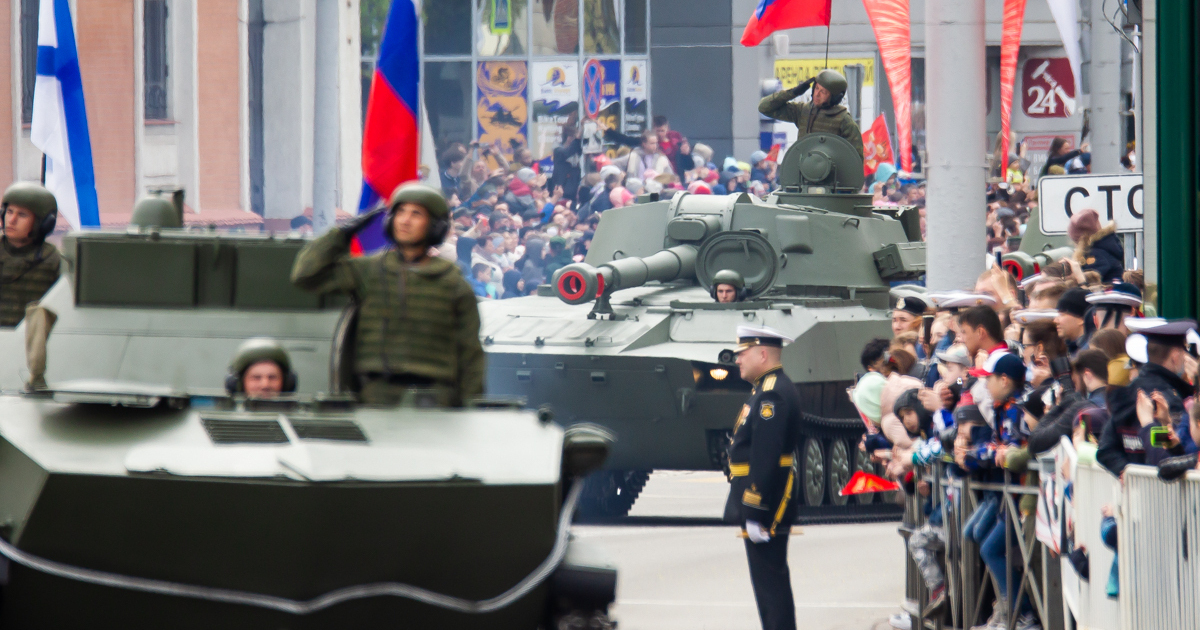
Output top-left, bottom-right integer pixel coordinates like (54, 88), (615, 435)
(744, 533), (795, 630)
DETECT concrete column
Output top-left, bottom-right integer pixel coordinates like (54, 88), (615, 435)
(1088, 0), (1124, 173)
(311, 0), (337, 233)
(337, 0), (362, 219)
(923, 0), (987, 291)
(262, 0), (314, 226)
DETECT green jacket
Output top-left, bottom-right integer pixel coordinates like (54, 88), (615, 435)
(758, 91), (864, 157)
(291, 229), (485, 405)
(0, 239), (60, 327)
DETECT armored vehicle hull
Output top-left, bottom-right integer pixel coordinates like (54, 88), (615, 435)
(0, 227), (616, 628)
(481, 134), (921, 518)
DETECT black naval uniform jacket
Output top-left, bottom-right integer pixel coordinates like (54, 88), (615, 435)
(725, 366), (803, 535)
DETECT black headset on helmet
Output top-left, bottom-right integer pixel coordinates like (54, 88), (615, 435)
(384, 183), (451, 247)
(1, 201), (58, 245)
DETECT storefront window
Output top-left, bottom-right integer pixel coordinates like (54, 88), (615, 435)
(531, 0), (579, 55)
(477, 0), (527, 57)
(623, 0), (646, 54)
(584, 0), (619, 54)
(423, 0), (471, 55)
(424, 61), (474, 156)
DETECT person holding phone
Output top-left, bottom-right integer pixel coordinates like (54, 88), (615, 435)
(1097, 320), (1198, 477)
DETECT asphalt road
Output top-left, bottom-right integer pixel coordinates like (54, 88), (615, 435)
(573, 470), (908, 630)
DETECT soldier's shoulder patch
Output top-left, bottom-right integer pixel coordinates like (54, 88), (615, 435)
(759, 401), (775, 420)
(762, 374), (777, 391)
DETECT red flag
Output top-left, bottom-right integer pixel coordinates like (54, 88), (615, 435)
(999, 0), (1028, 172)
(740, 0), (832, 47)
(765, 143), (782, 163)
(840, 470), (901, 496)
(861, 115), (894, 176)
(862, 0), (912, 172)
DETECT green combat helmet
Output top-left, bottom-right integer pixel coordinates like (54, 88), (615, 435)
(225, 337), (296, 394)
(2, 181), (58, 242)
(130, 196), (182, 229)
(815, 69), (848, 106)
(386, 182), (451, 245)
(710, 268), (747, 301)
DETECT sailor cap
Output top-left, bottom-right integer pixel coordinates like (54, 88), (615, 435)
(735, 325), (794, 353)
(1011, 309), (1059, 326)
(927, 292), (998, 310)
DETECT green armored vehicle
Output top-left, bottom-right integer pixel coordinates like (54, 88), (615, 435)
(0, 223), (616, 628)
(479, 134), (923, 518)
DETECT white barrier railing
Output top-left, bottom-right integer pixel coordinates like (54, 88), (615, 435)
(1118, 465), (1200, 630)
(1060, 462), (1120, 630)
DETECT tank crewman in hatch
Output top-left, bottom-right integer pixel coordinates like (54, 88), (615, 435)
(291, 182), (484, 407)
(724, 325), (803, 630)
(711, 269), (748, 304)
(225, 338), (296, 398)
(758, 69), (863, 157)
(0, 182), (61, 327)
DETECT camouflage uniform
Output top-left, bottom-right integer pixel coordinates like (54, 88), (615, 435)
(0, 239), (60, 327)
(758, 91), (864, 157)
(291, 229), (485, 407)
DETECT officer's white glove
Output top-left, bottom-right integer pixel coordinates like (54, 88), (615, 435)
(746, 521), (771, 543)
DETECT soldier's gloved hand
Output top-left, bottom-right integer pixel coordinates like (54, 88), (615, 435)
(746, 521), (771, 544)
(790, 77), (815, 98)
(340, 207), (386, 236)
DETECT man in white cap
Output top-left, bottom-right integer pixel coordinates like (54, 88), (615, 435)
(1085, 283), (1143, 334)
(724, 325), (802, 630)
(1097, 319), (1198, 478)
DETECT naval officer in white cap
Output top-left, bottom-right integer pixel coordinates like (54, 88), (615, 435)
(724, 324), (803, 630)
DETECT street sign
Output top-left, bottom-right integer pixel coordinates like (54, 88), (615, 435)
(1038, 173), (1143, 235)
(1022, 57), (1076, 118)
(582, 59), (603, 119)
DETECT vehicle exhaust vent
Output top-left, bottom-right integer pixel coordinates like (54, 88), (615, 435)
(202, 418), (289, 445)
(289, 418), (369, 443)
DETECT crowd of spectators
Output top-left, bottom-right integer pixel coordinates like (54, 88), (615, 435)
(429, 115), (782, 299)
(850, 193), (1196, 629)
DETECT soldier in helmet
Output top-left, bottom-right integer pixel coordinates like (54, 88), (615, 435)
(291, 182), (484, 407)
(758, 69), (864, 157)
(226, 338), (296, 398)
(0, 182), (61, 327)
(130, 196), (182, 229)
(711, 269), (748, 304)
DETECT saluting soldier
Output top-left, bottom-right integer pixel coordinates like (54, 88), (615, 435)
(758, 69), (864, 157)
(291, 182), (485, 407)
(725, 325), (803, 630)
(0, 182), (61, 327)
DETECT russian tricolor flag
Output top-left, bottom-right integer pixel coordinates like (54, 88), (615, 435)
(31, 0), (99, 229)
(741, 0), (832, 47)
(355, 0), (421, 253)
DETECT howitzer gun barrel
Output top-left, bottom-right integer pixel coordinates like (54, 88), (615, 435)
(553, 245), (698, 305)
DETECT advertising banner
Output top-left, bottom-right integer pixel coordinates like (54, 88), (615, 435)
(596, 59), (621, 133)
(623, 60), (648, 134)
(530, 61), (578, 160)
(476, 61), (529, 162)
(1022, 57), (1077, 118)
(773, 57), (875, 89)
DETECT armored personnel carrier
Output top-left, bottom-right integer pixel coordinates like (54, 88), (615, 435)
(479, 134), (923, 518)
(0, 225), (616, 628)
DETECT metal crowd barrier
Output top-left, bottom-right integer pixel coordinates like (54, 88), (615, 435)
(902, 456), (1200, 630)
(902, 458), (1062, 630)
(1117, 465), (1200, 630)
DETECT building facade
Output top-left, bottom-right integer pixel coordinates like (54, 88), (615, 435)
(418, 0), (1136, 177)
(1, 0), (362, 228)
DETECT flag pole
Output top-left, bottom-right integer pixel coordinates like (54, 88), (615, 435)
(40, 155), (46, 185)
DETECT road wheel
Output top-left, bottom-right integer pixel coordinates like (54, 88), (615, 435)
(826, 439), (852, 506)
(852, 443), (878, 505)
(575, 470), (651, 518)
(801, 438), (826, 506)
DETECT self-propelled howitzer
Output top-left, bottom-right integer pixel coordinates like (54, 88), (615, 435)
(479, 134), (924, 518)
